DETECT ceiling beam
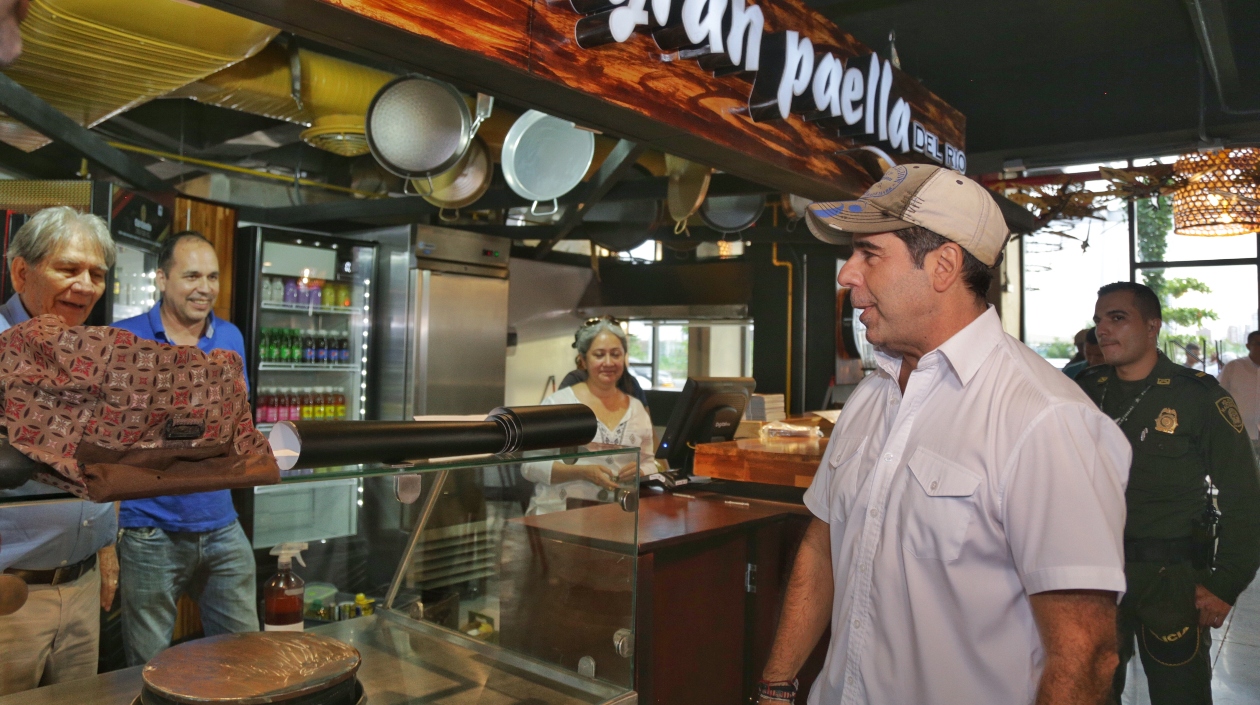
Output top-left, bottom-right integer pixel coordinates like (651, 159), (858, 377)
(1184, 0), (1252, 113)
(0, 141), (74, 180)
(0, 74), (169, 192)
(535, 139), (648, 259)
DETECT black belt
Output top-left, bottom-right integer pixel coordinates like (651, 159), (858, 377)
(1124, 537), (1195, 564)
(3, 554), (97, 586)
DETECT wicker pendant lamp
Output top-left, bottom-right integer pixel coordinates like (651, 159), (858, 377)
(1171, 148), (1260, 236)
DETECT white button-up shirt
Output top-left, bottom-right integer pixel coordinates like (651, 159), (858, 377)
(803, 307), (1130, 705)
(1220, 357), (1260, 440)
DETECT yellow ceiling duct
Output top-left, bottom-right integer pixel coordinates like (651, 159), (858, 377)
(0, 0), (278, 152)
(171, 44), (396, 157)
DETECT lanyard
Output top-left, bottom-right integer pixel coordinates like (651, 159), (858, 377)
(1100, 379), (1153, 428)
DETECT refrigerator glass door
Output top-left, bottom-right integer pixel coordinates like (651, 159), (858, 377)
(110, 241), (158, 323)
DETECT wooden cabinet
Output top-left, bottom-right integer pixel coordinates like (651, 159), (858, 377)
(498, 492), (827, 704)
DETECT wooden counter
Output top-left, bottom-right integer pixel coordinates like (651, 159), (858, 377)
(693, 437), (827, 488)
(499, 492), (825, 705)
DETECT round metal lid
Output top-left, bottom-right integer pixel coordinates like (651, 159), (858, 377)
(366, 75), (471, 180)
(420, 137), (493, 209)
(665, 155), (711, 223)
(142, 632), (361, 705)
(501, 110), (595, 203)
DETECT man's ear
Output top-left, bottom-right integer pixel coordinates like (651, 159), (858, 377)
(10, 257), (26, 294)
(928, 243), (965, 294)
(154, 268), (168, 297)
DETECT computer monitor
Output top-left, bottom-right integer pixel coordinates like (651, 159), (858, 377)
(656, 377), (756, 473)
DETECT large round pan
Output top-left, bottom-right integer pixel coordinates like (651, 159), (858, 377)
(700, 193), (766, 234)
(418, 137), (492, 210)
(501, 110), (595, 215)
(366, 75), (472, 183)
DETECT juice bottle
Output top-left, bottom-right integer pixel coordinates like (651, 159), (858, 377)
(312, 386), (326, 421)
(264, 543), (306, 632)
(315, 330), (328, 364)
(254, 388), (269, 425)
(302, 330), (315, 364)
(309, 280), (323, 307)
(265, 388), (280, 424)
(340, 282), (352, 308)
(299, 387), (313, 420)
(322, 281), (337, 308)
(257, 328), (270, 363)
(335, 387), (347, 420)
(287, 388), (301, 423)
(275, 388), (289, 423)
(283, 278), (299, 304)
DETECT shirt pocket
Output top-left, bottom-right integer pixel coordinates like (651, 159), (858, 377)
(826, 436), (868, 524)
(902, 447), (983, 561)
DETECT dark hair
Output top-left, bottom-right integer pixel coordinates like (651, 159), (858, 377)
(1097, 281), (1162, 321)
(892, 226), (999, 299)
(1085, 328), (1098, 345)
(158, 231), (215, 274)
(1248, 330), (1260, 345)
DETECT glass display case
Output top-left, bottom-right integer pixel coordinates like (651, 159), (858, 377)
(0, 444), (640, 705)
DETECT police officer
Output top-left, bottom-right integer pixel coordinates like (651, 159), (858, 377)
(1079, 281), (1260, 705)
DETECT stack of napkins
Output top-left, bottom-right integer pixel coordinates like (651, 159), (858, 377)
(746, 393), (786, 422)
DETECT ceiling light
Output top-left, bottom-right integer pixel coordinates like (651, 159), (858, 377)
(1172, 148), (1260, 236)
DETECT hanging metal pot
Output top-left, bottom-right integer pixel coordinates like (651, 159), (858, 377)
(500, 110), (595, 217)
(417, 136), (493, 213)
(366, 75), (493, 191)
(780, 193), (813, 220)
(700, 193), (766, 234)
(666, 155), (712, 227)
(582, 164), (665, 252)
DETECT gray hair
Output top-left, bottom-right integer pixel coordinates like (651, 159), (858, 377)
(574, 319), (628, 358)
(7, 206), (116, 270)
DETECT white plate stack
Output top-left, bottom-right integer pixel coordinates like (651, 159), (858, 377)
(746, 393), (786, 422)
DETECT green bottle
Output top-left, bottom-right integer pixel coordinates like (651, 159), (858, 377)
(278, 328), (291, 363)
(267, 327), (281, 362)
(258, 328), (270, 363)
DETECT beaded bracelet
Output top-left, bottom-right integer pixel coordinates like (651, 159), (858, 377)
(757, 679), (798, 703)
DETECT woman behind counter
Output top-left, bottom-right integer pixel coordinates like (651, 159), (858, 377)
(521, 317), (657, 514)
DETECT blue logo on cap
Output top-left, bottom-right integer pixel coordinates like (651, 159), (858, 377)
(864, 165), (908, 199)
(847, 204), (863, 212)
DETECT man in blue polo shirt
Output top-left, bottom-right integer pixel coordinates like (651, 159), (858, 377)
(113, 231), (255, 665)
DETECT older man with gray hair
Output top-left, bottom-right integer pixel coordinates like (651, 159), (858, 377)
(0, 206), (119, 695)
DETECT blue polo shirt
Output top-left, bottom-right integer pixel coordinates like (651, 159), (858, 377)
(114, 303), (248, 533)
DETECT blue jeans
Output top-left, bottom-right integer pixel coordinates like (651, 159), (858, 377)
(117, 521), (258, 666)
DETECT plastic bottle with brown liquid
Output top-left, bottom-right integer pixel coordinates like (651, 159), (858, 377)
(264, 543), (307, 631)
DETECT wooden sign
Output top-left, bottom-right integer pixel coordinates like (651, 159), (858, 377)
(246, 0), (966, 199)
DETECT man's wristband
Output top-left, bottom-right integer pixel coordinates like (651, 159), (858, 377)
(757, 679), (798, 703)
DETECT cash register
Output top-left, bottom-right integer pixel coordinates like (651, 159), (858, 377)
(647, 376), (755, 488)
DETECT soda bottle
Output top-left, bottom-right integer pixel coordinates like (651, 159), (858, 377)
(267, 329), (280, 362)
(302, 330), (315, 364)
(339, 333), (351, 364)
(258, 328), (270, 363)
(286, 329), (299, 364)
(309, 280), (323, 308)
(288, 388), (301, 423)
(283, 278), (299, 304)
(315, 330), (328, 364)
(335, 387), (347, 420)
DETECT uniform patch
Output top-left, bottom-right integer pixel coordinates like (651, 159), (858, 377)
(1157, 378), (1171, 385)
(1197, 371), (1207, 377)
(1217, 397), (1245, 433)
(1155, 408), (1179, 434)
(1098, 376), (1109, 384)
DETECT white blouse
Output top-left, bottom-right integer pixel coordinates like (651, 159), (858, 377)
(520, 386), (655, 515)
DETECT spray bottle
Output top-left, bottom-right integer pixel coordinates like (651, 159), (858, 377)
(264, 542), (308, 631)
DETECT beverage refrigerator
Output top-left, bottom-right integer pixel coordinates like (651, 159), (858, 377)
(234, 224), (378, 550)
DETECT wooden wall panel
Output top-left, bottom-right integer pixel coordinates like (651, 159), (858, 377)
(174, 197), (237, 323)
(319, 0), (532, 70)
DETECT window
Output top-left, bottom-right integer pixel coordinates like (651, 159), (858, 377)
(624, 320), (753, 390)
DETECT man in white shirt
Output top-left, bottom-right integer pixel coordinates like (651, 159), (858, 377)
(755, 165), (1131, 705)
(1220, 331), (1260, 455)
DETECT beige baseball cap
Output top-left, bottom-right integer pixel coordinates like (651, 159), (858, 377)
(805, 164), (1010, 266)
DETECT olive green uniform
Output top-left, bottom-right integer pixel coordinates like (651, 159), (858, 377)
(1078, 353), (1260, 704)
